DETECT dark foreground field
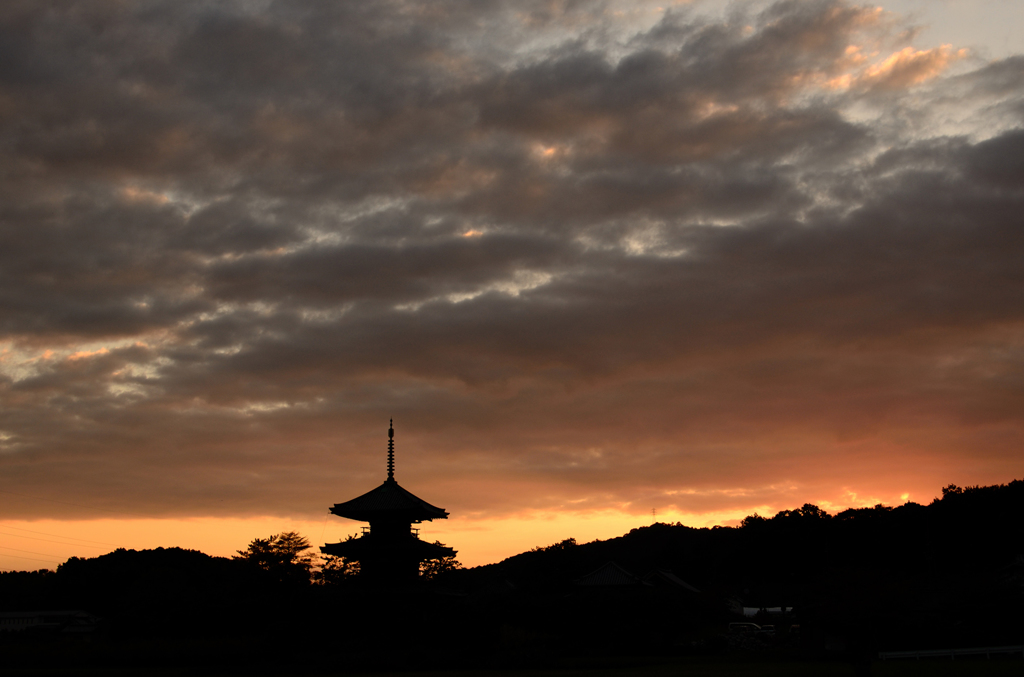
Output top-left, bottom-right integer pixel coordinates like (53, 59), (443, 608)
(4, 657), (1024, 677)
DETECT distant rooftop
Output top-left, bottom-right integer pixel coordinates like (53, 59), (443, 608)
(574, 561), (651, 587)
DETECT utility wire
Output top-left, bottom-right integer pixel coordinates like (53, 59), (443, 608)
(0, 524), (123, 547)
(0, 544), (66, 558)
(318, 510), (330, 547)
(0, 552), (61, 565)
(0, 530), (113, 550)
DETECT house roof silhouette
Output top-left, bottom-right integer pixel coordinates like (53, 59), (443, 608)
(574, 561), (652, 586)
(643, 567), (701, 592)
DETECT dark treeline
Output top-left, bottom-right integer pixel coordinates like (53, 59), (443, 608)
(449, 481), (1024, 658)
(2, 480), (1023, 672)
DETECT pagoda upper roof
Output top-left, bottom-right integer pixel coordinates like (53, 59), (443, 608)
(330, 478), (449, 522)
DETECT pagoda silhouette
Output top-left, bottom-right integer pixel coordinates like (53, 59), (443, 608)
(321, 420), (455, 584)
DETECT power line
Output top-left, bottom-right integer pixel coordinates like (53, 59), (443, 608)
(0, 524), (124, 547)
(0, 544), (66, 559)
(318, 510), (330, 547)
(0, 530), (114, 550)
(0, 552), (61, 565)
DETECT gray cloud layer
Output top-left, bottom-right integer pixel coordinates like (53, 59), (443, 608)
(1, 0), (1022, 521)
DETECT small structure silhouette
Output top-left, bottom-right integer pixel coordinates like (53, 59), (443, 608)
(574, 561), (651, 587)
(643, 568), (701, 593)
(321, 420), (455, 584)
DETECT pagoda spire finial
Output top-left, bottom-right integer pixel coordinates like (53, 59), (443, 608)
(387, 418), (395, 481)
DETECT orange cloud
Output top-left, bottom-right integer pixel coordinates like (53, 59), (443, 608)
(120, 186), (169, 205)
(859, 45), (968, 91)
(822, 44), (968, 93)
(67, 347), (110, 361)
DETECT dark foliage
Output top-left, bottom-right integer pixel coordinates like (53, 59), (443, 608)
(447, 479), (1024, 656)
(232, 531), (314, 587)
(2, 479), (1022, 672)
(419, 541), (463, 580)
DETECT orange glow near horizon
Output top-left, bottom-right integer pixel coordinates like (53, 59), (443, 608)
(0, 485), (927, 572)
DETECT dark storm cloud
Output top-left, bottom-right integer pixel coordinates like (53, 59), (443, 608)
(1, 0), (1023, 522)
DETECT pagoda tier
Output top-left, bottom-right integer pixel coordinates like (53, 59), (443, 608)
(322, 533), (454, 561)
(323, 535), (454, 583)
(329, 478), (448, 523)
(321, 420), (454, 585)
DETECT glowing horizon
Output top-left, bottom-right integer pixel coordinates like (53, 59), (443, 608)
(1, 481), (941, 571)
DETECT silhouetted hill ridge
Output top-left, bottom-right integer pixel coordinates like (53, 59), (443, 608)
(452, 479), (1024, 605)
(1, 479), (1021, 665)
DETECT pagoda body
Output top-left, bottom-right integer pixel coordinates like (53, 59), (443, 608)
(321, 421), (455, 585)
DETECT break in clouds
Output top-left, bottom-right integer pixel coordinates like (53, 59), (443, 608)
(1, 0), (1022, 522)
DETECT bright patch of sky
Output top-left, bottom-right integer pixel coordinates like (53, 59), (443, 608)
(883, 0), (1024, 60)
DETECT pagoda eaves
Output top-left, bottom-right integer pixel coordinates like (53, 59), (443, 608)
(329, 478), (449, 523)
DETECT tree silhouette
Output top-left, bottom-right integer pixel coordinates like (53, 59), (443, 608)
(942, 483), (964, 497)
(420, 542), (462, 580)
(233, 531), (314, 585)
(741, 513), (767, 528)
(315, 553), (360, 586)
(530, 537), (578, 552)
(772, 504), (831, 521)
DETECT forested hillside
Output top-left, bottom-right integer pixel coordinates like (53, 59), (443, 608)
(2, 480), (1022, 671)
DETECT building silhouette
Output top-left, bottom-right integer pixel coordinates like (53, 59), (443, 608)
(321, 420), (455, 584)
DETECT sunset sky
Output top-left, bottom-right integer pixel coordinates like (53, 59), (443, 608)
(2, 0), (1023, 570)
